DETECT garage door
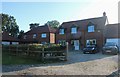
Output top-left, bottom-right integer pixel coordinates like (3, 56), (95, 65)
(106, 38), (120, 51)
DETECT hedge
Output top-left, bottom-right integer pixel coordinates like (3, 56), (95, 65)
(2, 44), (66, 51)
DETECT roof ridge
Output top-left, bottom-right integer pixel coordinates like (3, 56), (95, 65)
(62, 16), (106, 24)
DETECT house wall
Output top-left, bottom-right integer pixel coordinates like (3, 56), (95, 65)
(56, 34), (66, 43)
(56, 25), (105, 50)
(85, 31), (104, 49)
(50, 33), (55, 43)
(21, 32), (56, 44)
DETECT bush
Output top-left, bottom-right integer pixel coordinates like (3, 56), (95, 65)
(2, 44), (66, 52)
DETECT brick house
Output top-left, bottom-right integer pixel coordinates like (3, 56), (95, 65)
(20, 24), (56, 44)
(56, 12), (109, 50)
(2, 31), (19, 45)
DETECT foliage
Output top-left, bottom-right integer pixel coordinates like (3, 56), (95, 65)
(2, 51), (61, 65)
(2, 44), (66, 51)
(18, 30), (24, 39)
(29, 23), (39, 29)
(1, 13), (19, 37)
(46, 20), (60, 29)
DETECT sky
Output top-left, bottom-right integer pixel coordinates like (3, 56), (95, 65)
(1, 0), (119, 32)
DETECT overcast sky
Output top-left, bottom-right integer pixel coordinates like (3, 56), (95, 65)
(1, 0), (119, 32)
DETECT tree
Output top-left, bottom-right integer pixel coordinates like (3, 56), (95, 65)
(1, 13), (19, 37)
(46, 20), (60, 28)
(18, 30), (24, 39)
(29, 23), (39, 29)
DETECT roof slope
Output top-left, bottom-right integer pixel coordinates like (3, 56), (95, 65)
(25, 25), (56, 34)
(2, 31), (19, 42)
(60, 16), (107, 30)
(104, 23), (120, 38)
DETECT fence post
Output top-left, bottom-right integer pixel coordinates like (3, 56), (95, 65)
(42, 46), (44, 61)
(65, 42), (68, 61)
(16, 45), (18, 55)
(9, 45), (10, 54)
(27, 45), (29, 56)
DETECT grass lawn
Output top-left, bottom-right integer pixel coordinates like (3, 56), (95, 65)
(2, 51), (61, 65)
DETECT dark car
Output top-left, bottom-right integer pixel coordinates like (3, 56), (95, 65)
(83, 45), (98, 54)
(102, 42), (119, 55)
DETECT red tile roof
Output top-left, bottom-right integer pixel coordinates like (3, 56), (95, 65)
(25, 24), (56, 35)
(60, 16), (107, 30)
(2, 31), (19, 42)
(104, 23), (120, 38)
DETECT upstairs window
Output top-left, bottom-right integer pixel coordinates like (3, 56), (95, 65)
(71, 27), (77, 34)
(41, 33), (46, 38)
(88, 25), (95, 32)
(33, 34), (37, 38)
(59, 28), (64, 34)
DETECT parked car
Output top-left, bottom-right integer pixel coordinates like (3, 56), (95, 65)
(83, 45), (98, 54)
(102, 42), (119, 55)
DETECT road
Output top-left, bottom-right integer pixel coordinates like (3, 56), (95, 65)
(2, 51), (118, 75)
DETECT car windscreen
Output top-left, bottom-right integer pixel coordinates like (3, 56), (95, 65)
(105, 42), (116, 46)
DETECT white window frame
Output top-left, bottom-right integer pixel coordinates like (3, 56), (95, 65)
(59, 29), (64, 34)
(71, 27), (77, 34)
(86, 39), (96, 46)
(33, 34), (37, 38)
(58, 40), (66, 46)
(88, 25), (95, 32)
(41, 33), (47, 38)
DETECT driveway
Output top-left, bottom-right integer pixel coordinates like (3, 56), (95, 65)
(2, 51), (118, 75)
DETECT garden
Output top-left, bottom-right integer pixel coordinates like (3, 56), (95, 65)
(2, 44), (67, 65)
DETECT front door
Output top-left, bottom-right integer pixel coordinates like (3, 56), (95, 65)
(73, 40), (80, 50)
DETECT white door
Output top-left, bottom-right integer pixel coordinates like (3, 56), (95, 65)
(74, 40), (79, 50)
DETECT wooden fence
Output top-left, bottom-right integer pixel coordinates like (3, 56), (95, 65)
(2, 44), (68, 61)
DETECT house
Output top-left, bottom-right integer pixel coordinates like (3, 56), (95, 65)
(104, 23), (120, 49)
(2, 31), (19, 45)
(20, 24), (56, 44)
(56, 12), (108, 50)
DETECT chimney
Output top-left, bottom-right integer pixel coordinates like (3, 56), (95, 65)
(103, 12), (106, 16)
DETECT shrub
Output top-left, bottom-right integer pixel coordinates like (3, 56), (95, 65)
(2, 44), (66, 52)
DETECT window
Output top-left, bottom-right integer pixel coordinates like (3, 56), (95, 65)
(24, 35), (27, 39)
(58, 40), (66, 46)
(41, 33), (47, 38)
(33, 34), (37, 38)
(59, 29), (64, 34)
(71, 27), (77, 34)
(88, 25), (95, 32)
(86, 39), (96, 46)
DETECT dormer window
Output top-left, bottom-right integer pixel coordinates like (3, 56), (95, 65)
(59, 28), (64, 34)
(24, 35), (27, 39)
(33, 34), (37, 38)
(71, 27), (77, 34)
(88, 25), (95, 32)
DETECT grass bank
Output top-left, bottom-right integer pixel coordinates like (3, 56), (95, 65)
(2, 51), (62, 65)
